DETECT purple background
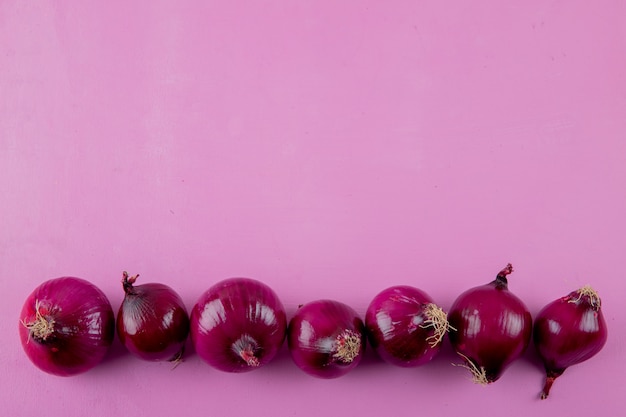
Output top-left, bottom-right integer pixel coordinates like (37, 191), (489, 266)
(2, 1), (625, 416)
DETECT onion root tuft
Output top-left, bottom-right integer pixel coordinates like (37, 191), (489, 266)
(453, 352), (489, 385)
(421, 303), (456, 348)
(22, 300), (55, 342)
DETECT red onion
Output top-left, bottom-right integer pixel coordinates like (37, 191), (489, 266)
(533, 286), (607, 399)
(190, 277), (287, 372)
(448, 264), (532, 384)
(288, 299), (365, 378)
(365, 286), (452, 367)
(117, 272), (190, 362)
(19, 277), (115, 376)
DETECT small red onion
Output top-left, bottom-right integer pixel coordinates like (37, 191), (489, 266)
(117, 272), (190, 362)
(533, 285), (607, 399)
(448, 264), (532, 384)
(288, 299), (365, 379)
(365, 286), (452, 367)
(190, 277), (287, 372)
(19, 277), (115, 376)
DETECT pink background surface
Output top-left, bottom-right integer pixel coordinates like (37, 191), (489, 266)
(1, 1), (625, 416)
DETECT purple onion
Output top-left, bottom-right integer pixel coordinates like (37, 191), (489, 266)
(365, 286), (451, 367)
(117, 272), (190, 362)
(19, 277), (115, 376)
(533, 286), (607, 399)
(288, 299), (365, 379)
(448, 264), (532, 384)
(190, 277), (287, 372)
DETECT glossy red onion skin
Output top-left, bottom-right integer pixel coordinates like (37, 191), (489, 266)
(365, 286), (441, 367)
(288, 299), (366, 379)
(117, 280), (190, 361)
(190, 278), (287, 372)
(448, 271), (532, 383)
(533, 289), (607, 397)
(19, 277), (114, 376)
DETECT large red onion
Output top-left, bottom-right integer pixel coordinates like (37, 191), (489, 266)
(19, 277), (115, 376)
(288, 299), (365, 379)
(190, 277), (287, 372)
(117, 272), (190, 362)
(448, 264), (532, 383)
(365, 285), (451, 367)
(533, 286), (607, 399)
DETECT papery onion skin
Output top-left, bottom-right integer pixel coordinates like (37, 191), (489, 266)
(190, 277), (287, 372)
(117, 272), (190, 362)
(448, 264), (532, 383)
(288, 299), (366, 379)
(19, 277), (115, 376)
(365, 286), (450, 367)
(533, 286), (607, 399)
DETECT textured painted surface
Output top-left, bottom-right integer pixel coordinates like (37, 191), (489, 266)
(2, 1), (625, 416)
